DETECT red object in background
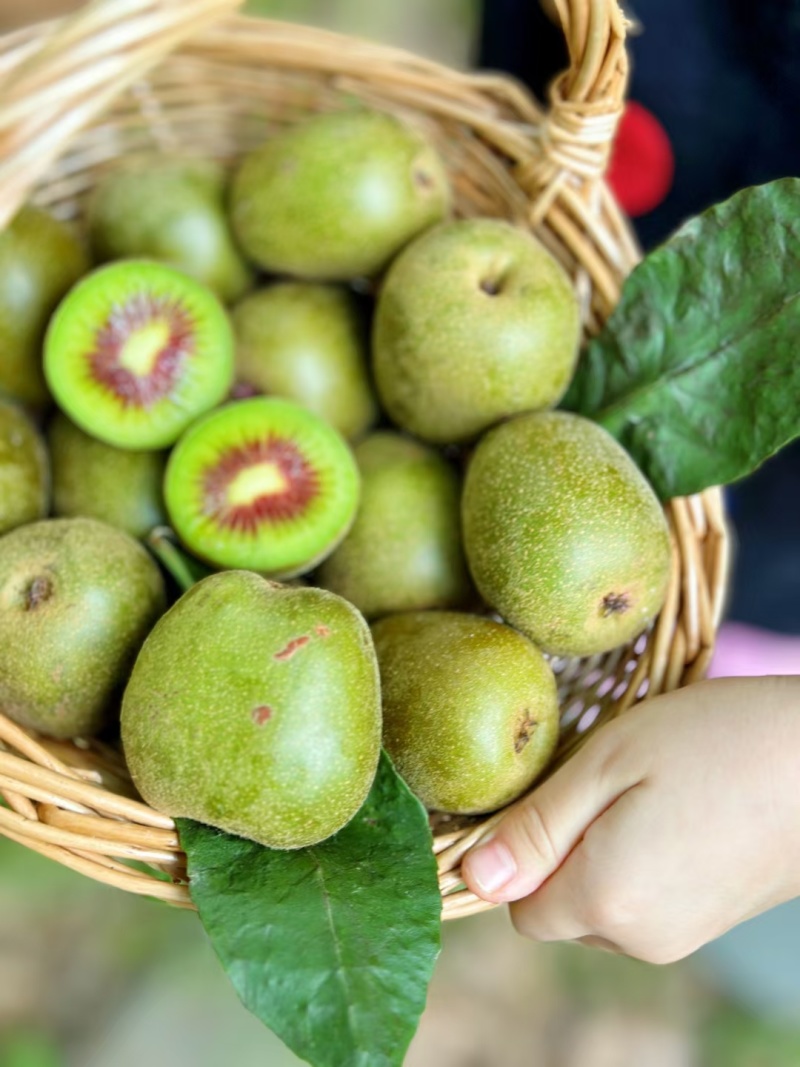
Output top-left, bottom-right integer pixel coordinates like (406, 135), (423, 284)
(606, 100), (675, 217)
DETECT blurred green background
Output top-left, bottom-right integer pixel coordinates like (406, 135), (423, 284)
(1, 2), (800, 1065)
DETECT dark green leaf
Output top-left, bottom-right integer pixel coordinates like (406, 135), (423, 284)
(146, 526), (213, 591)
(563, 179), (800, 498)
(179, 752), (441, 1067)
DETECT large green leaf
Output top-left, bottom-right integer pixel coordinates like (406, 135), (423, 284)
(179, 753), (441, 1067)
(563, 179), (800, 498)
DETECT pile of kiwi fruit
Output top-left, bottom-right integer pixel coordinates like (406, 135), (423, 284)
(0, 107), (672, 851)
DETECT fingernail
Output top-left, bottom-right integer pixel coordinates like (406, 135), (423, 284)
(465, 840), (517, 895)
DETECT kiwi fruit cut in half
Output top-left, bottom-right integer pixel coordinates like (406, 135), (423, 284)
(44, 260), (234, 450)
(164, 397), (360, 578)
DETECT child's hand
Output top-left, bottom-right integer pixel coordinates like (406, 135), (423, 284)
(461, 677), (800, 963)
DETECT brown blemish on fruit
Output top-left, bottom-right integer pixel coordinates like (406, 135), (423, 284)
(251, 705), (273, 725)
(274, 635), (310, 661)
(514, 710), (537, 754)
(412, 166), (434, 190)
(602, 592), (630, 617)
(25, 576), (53, 610)
(480, 277), (502, 296)
(315, 625), (331, 637)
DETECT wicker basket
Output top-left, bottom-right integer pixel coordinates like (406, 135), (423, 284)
(0, 0), (730, 920)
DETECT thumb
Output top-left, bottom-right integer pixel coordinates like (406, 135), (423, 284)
(461, 720), (644, 904)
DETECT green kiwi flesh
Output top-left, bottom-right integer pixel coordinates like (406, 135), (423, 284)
(164, 397), (360, 577)
(44, 260), (234, 450)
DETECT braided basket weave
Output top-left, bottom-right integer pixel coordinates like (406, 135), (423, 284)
(0, 0), (730, 919)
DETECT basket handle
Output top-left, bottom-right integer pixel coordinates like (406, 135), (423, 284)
(0, 0), (242, 227)
(522, 0), (630, 214)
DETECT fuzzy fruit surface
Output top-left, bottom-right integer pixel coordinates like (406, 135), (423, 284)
(121, 571), (382, 849)
(0, 518), (166, 738)
(0, 400), (49, 536)
(373, 218), (581, 444)
(232, 282), (376, 440)
(462, 411), (672, 657)
(49, 413), (166, 539)
(231, 109), (450, 280)
(318, 432), (473, 618)
(88, 158), (253, 304)
(0, 207), (90, 409)
(372, 611), (560, 814)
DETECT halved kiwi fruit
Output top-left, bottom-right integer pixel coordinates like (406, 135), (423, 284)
(164, 397), (360, 578)
(44, 260), (234, 450)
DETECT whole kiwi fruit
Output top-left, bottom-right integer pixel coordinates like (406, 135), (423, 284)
(0, 400), (49, 535)
(373, 218), (581, 444)
(372, 611), (560, 814)
(0, 518), (166, 738)
(49, 413), (167, 539)
(121, 571), (382, 849)
(232, 282), (377, 440)
(462, 410), (672, 657)
(0, 206), (90, 409)
(317, 432), (473, 618)
(231, 109), (450, 280)
(88, 158), (253, 304)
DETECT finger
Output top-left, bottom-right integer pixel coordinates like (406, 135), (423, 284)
(461, 719), (645, 903)
(506, 854), (592, 943)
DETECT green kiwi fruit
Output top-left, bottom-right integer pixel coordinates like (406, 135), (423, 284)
(121, 571), (382, 849)
(231, 108), (450, 280)
(44, 260), (234, 450)
(462, 410), (672, 657)
(372, 611), (560, 814)
(0, 517), (166, 739)
(164, 396), (360, 577)
(0, 400), (50, 535)
(0, 206), (90, 409)
(317, 432), (473, 618)
(49, 412), (167, 539)
(88, 158), (253, 304)
(372, 218), (581, 444)
(232, 282), (377, 440)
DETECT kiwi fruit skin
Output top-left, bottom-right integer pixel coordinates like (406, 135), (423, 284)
(164, 397), (360, 579)
(231, 109), (450, 280)
(372, 218), (581, 445)
(0, 400), (50, 536)
(121, 571), (382, 849)
(44, 260), (235, 450)
(49, 413), (167, 539)
(317, 432), (473, 619)
(372, 611), (560, 814)
(232, 282), (377, 440)
(0, 206), (90, 409)
(88, 158), (253, 304)
(462, 410), (672, 657)
(0, 518), (166, 739)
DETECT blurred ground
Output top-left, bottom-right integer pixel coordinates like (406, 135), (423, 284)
(1, 2), (800, 1066)
(3, 833), (800, 1067)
